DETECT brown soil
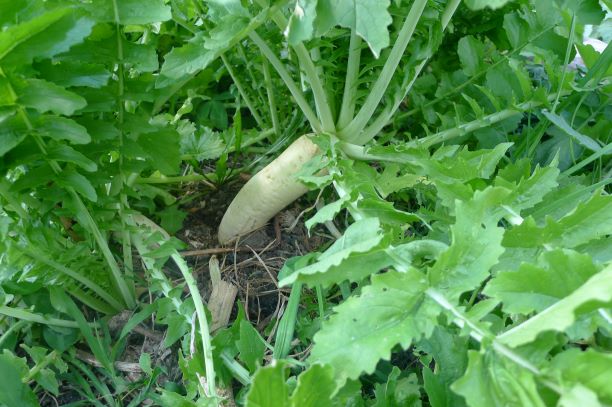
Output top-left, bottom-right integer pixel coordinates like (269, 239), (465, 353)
(176, 181), (326, 331)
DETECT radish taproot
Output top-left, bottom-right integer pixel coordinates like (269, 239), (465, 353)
(218, 135), (319, 244)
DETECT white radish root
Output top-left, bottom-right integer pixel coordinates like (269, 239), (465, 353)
(218, 134), (320, 244)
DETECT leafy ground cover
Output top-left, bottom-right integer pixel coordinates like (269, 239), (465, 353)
(0, 0), (611, 406)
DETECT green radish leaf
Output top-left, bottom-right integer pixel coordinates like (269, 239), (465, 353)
(139, 353), (153, 375)
(89, 0), (171, 25)
(0, 126), (26, 157)
(35, 61), (111, 88)
(16, 78), (86, 115)
(315, 0), (393, 58)
(279, 217), (385, 287)
(138, 129), (181, 175)
(305, 194), (350, 231)
(497, 264), (612, 347)
(47, 144), (97, 172)
(0, 8), (94, 65)
(458, 36), (485, 77)
(465, 0), (515, 10)
(237, 320), (266, 373)
(484, 250), (600, 315)
(286, 0), (318, 45)
(503, 191), (612, 249)
(57, 169), (97, 202)
(309, 269), (437, 386)
(452, 350), (546, 407)
(35, 116), (91, 144)
(372, 368), (421, 407)
(557, 385), (601, 407)
(246, 361), (290, 407)
(549, 349), (612, 404)
(429, 187), (507, 302)
(158, 205), (188, 235)
(0, 350), (38, 407)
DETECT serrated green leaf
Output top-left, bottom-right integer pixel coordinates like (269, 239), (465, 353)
(429, 187), (507, 302)
(159, 33), (214, 81)
(484, 249), (600, 315)
(305, 194), (350, 231)
(497, 264), (612, 347)
(549, 349), (612, 404)
(286, 0), (318, 45)
(315, 0), (392, 57)
(90, 0), (171, 25)
(35, 116), (91, 144)
(451, 350), (546, 407)
(503, 191), (612, 249)
(0, 8), (94, 65)
(279, 217), (384, 287)
(17, 78), (86, 115)
(158, 205), (188, 235)
(35, 61), (111, 88)
(309, 269), (437, 386)
(465, 0), (515, 10)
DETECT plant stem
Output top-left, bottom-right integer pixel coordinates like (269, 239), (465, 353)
(221, 52), (266, 129)
(338, 0), (428, 141)
(337, 30), (362, 129)
(249, 31), (322, 133)
(25, 350), (58, 383)
(112, 0), (135, 300)
(552, 14), (575, 113)
(261, 56), (280, 137)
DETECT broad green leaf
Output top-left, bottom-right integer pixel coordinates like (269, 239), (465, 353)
(90, 0), (171, 25)
(35, 61), (111, 88)
(542, 110), (601, 153)
(497, 264), (612, 347)
(494, 161), (560, 219)
(289, 364), (337, 407)
(0, 8), (94, 65)
(0, 350), (38, 407)
(458, 36), (484, 77)
(237, 320), (266, 373)
(17, 78), (86, 115)
(372, 368), (421, 407)
(35, 116), (91, 144)
(47, 145), (97, 172)
(57, 169), (98, 202)
(305, 194), (350, 231)
(484, 250), (600, 315)
(503, 191), (612, 249)
(159, 33), (214, 80)
(279, 218), (385, 287)
(429, 187), (507, 302)
(451, 351), (546, 407)
(465, 0), (515, 10)
(549, 349), (612, 404)
(246, 362), (290, 407)
(309, 269), (437, 386)
(0, 115), (26, 157)
(158, 205), (188, 235)
(558, 384), (601, 407)
(138, 129), (181, 175)
(315, 0), (392, 58)
(286, 0), (318, 45)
